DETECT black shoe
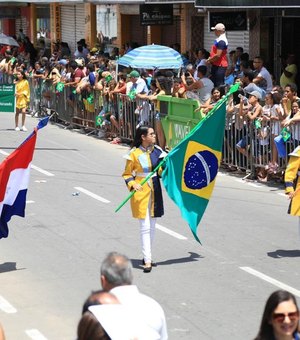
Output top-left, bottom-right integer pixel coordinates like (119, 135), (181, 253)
(142, 259), (157, 267)
(143, 265), (152, 273)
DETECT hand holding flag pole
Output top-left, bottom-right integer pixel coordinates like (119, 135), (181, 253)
(115, 159), (166, 213)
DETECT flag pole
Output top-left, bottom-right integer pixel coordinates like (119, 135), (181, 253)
(115, 83), (240, 213)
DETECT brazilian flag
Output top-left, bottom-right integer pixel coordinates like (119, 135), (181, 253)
(162, 84), (238, 242)
(95, 115), (103, 127)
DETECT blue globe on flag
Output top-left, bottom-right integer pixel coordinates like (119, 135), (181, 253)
(183, 150), (218, 190)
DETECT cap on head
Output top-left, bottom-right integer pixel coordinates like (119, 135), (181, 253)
(211, 23), (226, 31)
(58, 59), (68, 66)
(129, 70), (140, 78)
(75, 58), (84, 67)
(249, 90), (262, 100)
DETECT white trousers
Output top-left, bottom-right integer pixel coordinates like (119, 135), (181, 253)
(138, 203), (156, 264)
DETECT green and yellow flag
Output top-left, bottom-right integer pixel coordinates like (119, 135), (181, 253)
(162, 84), (238, 242)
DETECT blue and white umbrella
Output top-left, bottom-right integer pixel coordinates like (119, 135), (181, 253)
(117, 44), (184, 70)
(0, 33), (19, 47)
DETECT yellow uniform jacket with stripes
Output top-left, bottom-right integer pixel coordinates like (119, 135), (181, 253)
(285, 146), (300, 216)
(122, 145), (166, 219)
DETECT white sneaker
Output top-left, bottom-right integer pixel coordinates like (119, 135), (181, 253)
(15, 127), (20, 131)
(21, 126), (27, 132)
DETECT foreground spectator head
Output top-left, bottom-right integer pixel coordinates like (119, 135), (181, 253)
(254, 290), (299, 340)
(100, 252), (133, 291)
(0, 323), (5, 340)
(81, 290), (119, 315)
(78, 290), (119, 340)
(77, 312), (110, 340)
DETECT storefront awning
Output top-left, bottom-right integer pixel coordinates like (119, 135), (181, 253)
(195, 0), (300, 8)
(85, 0), (143, 3)
(1, 0), (85, 3)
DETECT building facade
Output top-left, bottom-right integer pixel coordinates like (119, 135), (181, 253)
(1, 1), (299, 83)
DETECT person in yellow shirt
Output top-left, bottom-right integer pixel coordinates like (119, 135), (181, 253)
(284, 145), (300, 240)
(15, 70), (30, 131)
(280, 54), (298, 89)
(122, 126), (167, 272)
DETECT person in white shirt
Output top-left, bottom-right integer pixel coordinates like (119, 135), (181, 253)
(253, 56), (273, 93)
(127, 70), (149, 96)
(182, 65), (214, 105)
(100, 252), (168, 340)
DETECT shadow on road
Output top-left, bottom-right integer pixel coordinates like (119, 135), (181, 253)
(0, 262), (25, 273)
(131, 251), (203, 269)
(267, 249), (300, 258)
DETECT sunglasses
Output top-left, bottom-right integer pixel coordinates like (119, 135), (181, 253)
(273, 311), (299, 323)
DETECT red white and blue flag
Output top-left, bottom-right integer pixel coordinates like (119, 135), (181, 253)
(0, 117), (49, 239)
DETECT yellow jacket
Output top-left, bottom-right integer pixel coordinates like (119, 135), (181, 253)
(122, 145), (166, 219)
(285, 146), (300, 216)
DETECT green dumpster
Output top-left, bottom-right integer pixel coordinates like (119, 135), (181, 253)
(158, 95), (203, 149)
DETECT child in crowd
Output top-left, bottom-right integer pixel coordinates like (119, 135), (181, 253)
(172, 77), (186, 98)
(264, 92), (284, 175)
(236, 90), (263, 161)
(200, 86), (225, 115)
(15, 69), (30, 131)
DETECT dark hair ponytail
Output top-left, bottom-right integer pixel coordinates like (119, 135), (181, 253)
(132, 126), (150, 148)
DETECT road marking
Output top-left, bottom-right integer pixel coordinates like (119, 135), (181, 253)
(236, 179), (262, 188)
(246, 182), (262, 188)
(74, 187), (110, 203)
(0, 150), (54, 177)
(26, 200), (35, 204)
(240, 267), (300, 297)
(277, 193), (286, 197)
(0, 295), (17, 313)
(156, 224), (187, 240)
(30, 165), (54, 177)
(25, 329), (48, 340)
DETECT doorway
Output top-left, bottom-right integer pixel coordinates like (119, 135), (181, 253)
(281, 17), (300, 89)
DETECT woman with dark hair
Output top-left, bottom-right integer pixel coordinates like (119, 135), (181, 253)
(15, 70), (30, 131)
(200, 86), (225, 115)
(254, 290), (300, 340)
(122, 126), (166, 273)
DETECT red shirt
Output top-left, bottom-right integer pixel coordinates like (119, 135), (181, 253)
(210, 33), (228, 68)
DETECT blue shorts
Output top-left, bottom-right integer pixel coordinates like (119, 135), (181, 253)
(236, 136), (248, 149)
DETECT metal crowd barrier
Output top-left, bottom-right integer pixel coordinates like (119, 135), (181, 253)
(222, 110), (300, 179)
(2, 72), (296, 181)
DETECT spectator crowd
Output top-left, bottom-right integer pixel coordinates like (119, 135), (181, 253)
(0, 27), (299, 180)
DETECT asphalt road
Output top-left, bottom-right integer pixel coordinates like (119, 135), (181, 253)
(0, 112), (299, 340)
